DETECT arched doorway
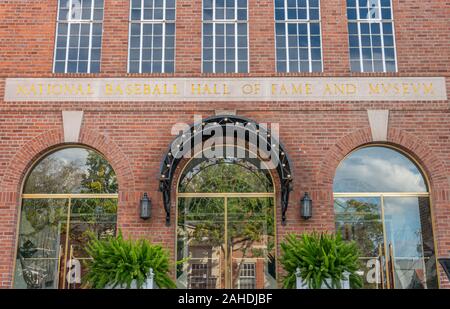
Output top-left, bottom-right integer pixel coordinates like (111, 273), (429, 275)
(175, 146), (277, 289)
(13, 147), (118, 289)
(333, 145), (438, 289)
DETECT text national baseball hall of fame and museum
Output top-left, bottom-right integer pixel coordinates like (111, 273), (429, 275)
(4, 77), (447, 102)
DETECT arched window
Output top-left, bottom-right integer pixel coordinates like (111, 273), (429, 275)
(13, 147), (118, 289)
(176, 147), (276, 289)
(333, 146), (438, 289)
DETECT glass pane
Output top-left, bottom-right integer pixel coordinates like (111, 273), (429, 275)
(228, 197), (276, 289)
(177, 197), (225, 289)
(66, 198), (117, 289)
(24, 148), (118, 194)
(383, 197), (438, 289)
(178, 156), (273, 193)
(334, 197), (385, 289)
(13, 199), (68, 289)
(333, 147), (428, 193)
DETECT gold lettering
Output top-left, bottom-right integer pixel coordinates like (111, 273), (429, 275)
(134, 83), (142, 95)
(173, 84), (179, 95)
(153, 84), (161, 95)
(347, 83), (357, 94)
(402, 83), (409, 95)
(191, 84), (201, 95)
(87, 83), (93, 95)
(105, 84), (113, 95)
(423, 83), (434, 95)
(223, 83), (230, 95)
(143, 84), (151, 95)
(203, 84), (212, 95)
(369, 83), (380, 94)
(271, 84), (278, 95)
(115, 85), (123, 95)
(291, 84), (303, 95)
(16, 85), (27, 95)
(126, 84), (134, 95)
(52, 84), (62, 95)
(305, 84), (312, 95)
(323, 84), (332, 95)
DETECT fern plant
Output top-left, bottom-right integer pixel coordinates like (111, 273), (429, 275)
(280, 232), (363, 289)
(83, 230), (176, 289)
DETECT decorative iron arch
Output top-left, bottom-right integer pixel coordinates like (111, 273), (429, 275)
(159, 115), (294, 225)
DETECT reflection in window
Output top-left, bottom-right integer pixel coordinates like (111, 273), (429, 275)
(14, 148), (118, 289)
(179, 157), (273, 193)
(333, 146), (438, 289)
(346, 0), (396, 72)
(54, 0), (104, 73)
(274, 0), (322, 72)
(334, 146), (427, 193)
(128, 0), (176, 73)
(177, 152), (276, 289)
(202, 0), (249, 73)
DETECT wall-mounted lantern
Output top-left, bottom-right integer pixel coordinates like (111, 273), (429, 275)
(301, 192), (312, 220)
(140, 193), (152, 220)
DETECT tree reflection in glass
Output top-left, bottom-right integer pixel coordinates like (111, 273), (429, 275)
(14, 148), (118, 289)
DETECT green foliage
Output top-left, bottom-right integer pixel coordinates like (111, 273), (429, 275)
(83, 230), (176, 289)
(280, 232), (363, 289)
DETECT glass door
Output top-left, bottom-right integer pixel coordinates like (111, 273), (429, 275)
(334, 197), (386, 289)
(177, 195), (276, 289)
(65, 198), (117, 289)
(383, 196), (438, 289)
(14, 199), (67, 289)
(334, 195), (439, 289)
(177, 197), (225, 289)
(228, 197), (276, 289)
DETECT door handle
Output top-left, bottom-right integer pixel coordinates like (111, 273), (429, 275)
(378, 244), (385, 289)
(388, 243), (395, 289)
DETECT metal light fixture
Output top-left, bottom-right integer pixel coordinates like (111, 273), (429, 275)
(301, 192), (312, 220)
(140, 193), (152, 220)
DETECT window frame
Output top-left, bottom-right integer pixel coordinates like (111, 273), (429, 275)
(127, 0), (177, 74)
(346, 0), (398, 73)
(273, 0), (324, 73)
(201, 0), (250, 74)
(53, 0), (104, 74)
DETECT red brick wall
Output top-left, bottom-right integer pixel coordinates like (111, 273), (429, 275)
(0, 0), (449, 288)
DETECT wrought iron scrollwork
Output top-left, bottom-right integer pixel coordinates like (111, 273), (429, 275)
(159, 115), (294, 225)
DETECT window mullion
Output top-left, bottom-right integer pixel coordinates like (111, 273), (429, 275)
(213, 22), (216, 73)
(234, 22), (238, 73)
(162, 22), (166, 73)
(284, 23), (289, 72)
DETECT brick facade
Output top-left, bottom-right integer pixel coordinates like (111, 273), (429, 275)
(0, 0), (449, 288)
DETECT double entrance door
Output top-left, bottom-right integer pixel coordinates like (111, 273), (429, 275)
(176, 193), (277, 289)
(14, 194), (118, 289)
(334, 193), (438, 289)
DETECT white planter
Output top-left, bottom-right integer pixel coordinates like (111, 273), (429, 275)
(295, 268), (350, 289)
(105, 269), (155, 289)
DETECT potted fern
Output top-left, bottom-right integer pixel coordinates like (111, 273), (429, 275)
(82, 231), (176, 289)
(280, 232), (363, 289)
